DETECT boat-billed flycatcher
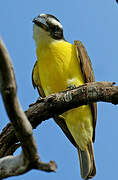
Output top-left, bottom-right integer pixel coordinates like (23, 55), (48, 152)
(32, 14), (97, 179)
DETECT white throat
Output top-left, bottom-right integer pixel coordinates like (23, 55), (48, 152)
(33, 24), (59, 46)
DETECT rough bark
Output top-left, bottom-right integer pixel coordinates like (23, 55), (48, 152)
(0, 81), (118, 158)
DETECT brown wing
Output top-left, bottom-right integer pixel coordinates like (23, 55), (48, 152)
(32, 60), (77, 147)
(32, 61), (45, 97)
(74, 40), (97, 142)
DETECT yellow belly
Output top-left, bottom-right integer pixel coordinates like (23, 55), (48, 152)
(36, 40), (93, 150)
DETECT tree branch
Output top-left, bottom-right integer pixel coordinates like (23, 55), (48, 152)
(0, 80), (118, 158)
(0, 37), (56, 179)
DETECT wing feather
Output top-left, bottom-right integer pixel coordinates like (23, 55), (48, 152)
(32, 61), (45, 97)
(74, 40), (97, 142)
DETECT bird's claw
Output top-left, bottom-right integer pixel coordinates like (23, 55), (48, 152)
(67, 84), (76, 90)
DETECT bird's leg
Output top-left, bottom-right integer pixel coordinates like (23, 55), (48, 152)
(67, 84), (76, 90)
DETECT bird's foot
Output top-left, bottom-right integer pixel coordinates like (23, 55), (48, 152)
(67, 84), (76, 90)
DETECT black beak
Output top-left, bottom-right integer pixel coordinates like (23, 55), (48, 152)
(32, 17), (48, 31)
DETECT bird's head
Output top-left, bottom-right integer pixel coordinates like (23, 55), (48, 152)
(33, 14), (64, 45)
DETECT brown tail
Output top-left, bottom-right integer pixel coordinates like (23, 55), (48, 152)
(77, 141), (96, 179)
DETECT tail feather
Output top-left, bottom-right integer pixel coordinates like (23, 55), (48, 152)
(87, 142), (96, 179)
(77, 141), (96, 179)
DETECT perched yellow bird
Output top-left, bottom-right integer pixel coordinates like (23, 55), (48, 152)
(32, 14), (97, 179)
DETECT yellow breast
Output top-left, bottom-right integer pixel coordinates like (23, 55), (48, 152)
(36, 40), (84, 95)
(36, 40), (93, 150)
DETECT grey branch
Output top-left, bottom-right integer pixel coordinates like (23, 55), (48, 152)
(0, 37), (56, 179)
(0, 81), (118, 159)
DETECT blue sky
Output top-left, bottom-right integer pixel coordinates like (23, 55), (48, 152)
(0, 0), (118, 180)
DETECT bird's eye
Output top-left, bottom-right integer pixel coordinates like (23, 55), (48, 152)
(48, 23), (58, 31)
(54, 26), (58, 30)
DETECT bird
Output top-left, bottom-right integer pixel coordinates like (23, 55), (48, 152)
(32, 13), (97, 179)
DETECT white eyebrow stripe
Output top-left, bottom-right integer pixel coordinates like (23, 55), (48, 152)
(48, 17), (63, 28)
(40, 14), (46, 17)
